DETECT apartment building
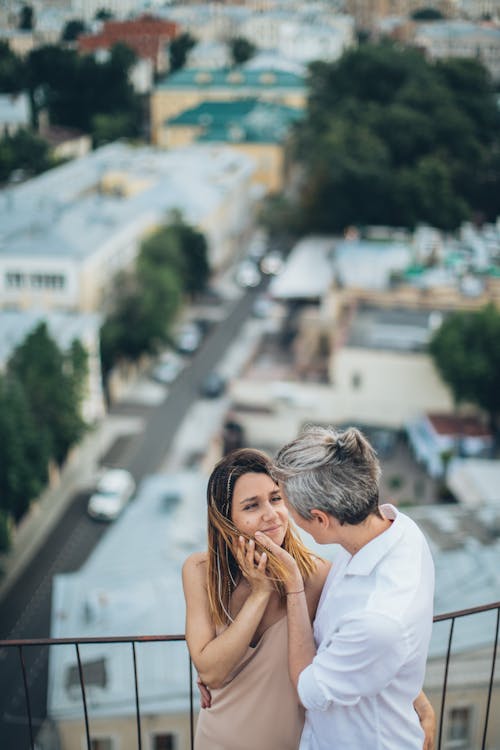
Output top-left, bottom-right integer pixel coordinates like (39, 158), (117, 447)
(0, 142), (256, 313)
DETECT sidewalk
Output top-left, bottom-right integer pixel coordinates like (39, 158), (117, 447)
(0, 414), (144, 603)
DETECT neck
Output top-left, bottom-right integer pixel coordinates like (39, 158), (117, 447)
(340, 512), (392, 556)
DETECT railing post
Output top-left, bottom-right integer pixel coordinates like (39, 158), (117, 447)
(76, 643), (91, 750)
(481, 606), (500, 750)
(132, 642), (143, 750)
(437, 617), (455, 750)
(18, 645), (35, 750)
(189, 655), (194, 750)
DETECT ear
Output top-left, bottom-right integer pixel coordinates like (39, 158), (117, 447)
(310, 509), (331, 528)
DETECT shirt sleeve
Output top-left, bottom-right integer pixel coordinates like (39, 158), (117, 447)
(297, 611), (409, 711)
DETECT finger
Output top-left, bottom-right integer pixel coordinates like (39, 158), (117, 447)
(245, 537), (255, 564)
(255, 531), (279, 551)
(257, 551), (268, 571)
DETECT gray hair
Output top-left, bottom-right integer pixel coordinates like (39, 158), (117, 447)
(272, 425), (382, 525)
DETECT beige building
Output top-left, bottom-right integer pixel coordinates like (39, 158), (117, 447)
(0, 141), (256, 313)
(158, 98), (303, 194)
(150, 67), (306, 146)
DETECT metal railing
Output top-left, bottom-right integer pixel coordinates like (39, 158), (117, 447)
(1, 601), (499, 750)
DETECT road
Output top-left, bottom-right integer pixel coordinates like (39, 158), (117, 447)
(0, 282), (261, 750)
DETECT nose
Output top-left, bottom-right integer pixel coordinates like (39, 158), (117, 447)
(262, 502), (279, 522)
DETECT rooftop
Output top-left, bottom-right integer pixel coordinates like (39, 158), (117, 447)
(346, 307), (441, 351)
(155, 66), (306, 91)
(0, 142), (254, 261)
(168, 98), (303, 144)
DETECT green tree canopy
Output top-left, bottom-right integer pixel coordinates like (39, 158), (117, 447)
(8, 323), (88, 464)
(19, 4), (34, 30)
(429, 305), (500, 431)
(293, 42), (500, 232)
(61, 19), (87, 43)
(229, 36), (256, 66)
(0, 128), (52, 184)
(100, 218), (209, 373)
(0, 374), (49, 523)
(169, 32), (196, 72)
(26, 43), (141, 139)
(411, 7), (444, 20)
(0, 41), (26, 93)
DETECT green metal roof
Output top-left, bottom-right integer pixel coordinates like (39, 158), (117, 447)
(156, 66), (306, 91)
(166, 98), (303, 144)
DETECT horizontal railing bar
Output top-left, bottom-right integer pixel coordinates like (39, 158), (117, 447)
(1, 601), (500, 648)
(432, 600), (500, 623)
(0, 634), (186, 647)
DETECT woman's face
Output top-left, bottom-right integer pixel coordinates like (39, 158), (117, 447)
(230, 471), (288, 546)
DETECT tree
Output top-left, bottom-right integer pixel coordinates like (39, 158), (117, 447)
(139, 219), (210, 296)
(95, 8), (113, 21)
(429, 305), (500, 432)
(169, 32), (196, 72)
(292, 42), (500, 232)
(61, 19), (87, 43)
(26, 43), (142, 138)
(8, 323), (88, 464)
(0, 375), (49, 524)
(411, 7), (444, 20)
(18, 4), (34, 30)
(0, 41), (26, 93)
(229, 36), (256, 66)
(0, 129), (52, 184)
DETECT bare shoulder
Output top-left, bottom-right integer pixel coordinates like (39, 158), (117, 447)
(182, 551), (208, 582)
(304, 556), (331, 610)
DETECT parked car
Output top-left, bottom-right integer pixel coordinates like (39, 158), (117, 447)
(151, 353), (184, 385)
(199, 371), (226, 398)
(235, 260), (261, 288)
(175, 323), (202, 354)
(87, 469), (136, 521)
(260, 250), (284, 275)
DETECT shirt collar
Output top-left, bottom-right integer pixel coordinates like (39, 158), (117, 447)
(344, 504), (403, 577)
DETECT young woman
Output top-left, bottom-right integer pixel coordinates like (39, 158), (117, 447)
(182, 448), (436, 750)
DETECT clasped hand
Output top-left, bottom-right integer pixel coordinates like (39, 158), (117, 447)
(234, 536), (273, 593)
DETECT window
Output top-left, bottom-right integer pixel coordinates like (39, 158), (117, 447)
(5, 272), (25, 288)
(152, 733), (176, 750)
(29, 273), (66, 290)
(351, 372), (362, 389)
(446, 706), (472, 748)
(90, 738), (113, 750)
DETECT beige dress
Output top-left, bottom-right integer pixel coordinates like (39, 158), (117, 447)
(195, 616), (305, 750)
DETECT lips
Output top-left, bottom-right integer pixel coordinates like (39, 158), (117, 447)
(261, 525), (281, 534)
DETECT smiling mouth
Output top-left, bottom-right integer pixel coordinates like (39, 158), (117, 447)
(261, 525), (281, 534)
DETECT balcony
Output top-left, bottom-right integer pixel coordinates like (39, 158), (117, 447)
(0, 601), (498, 750)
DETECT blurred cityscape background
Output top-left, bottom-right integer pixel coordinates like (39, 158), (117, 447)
(1, 0), (500, 747)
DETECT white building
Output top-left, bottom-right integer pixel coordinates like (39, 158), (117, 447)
(414, 20), (500, 81)
(406, 413), (493, 478)
(0, 309), (105, 422)
(0, 141), (256, 313)
(447, 457), (500, 506)
(0, 92), (30, 135)
(71, 0), (139, 23)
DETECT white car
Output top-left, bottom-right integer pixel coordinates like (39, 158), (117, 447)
(151, 353), (184, 385)
(235, 260), (261, 288)
(175, 323), (202, 354)
(87, 469), (136, 521)
(260, 250), (284, 275)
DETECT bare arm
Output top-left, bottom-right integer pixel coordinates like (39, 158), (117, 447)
(255, 530), (318, 688)
(182, 539), (273, 688)
(414, 690), (436, 750)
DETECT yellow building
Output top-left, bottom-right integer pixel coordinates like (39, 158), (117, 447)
(151, 67), (306, 147)
(158, 98), (303, 194)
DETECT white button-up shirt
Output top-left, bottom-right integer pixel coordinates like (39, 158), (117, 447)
(298, 504), (435, 750)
